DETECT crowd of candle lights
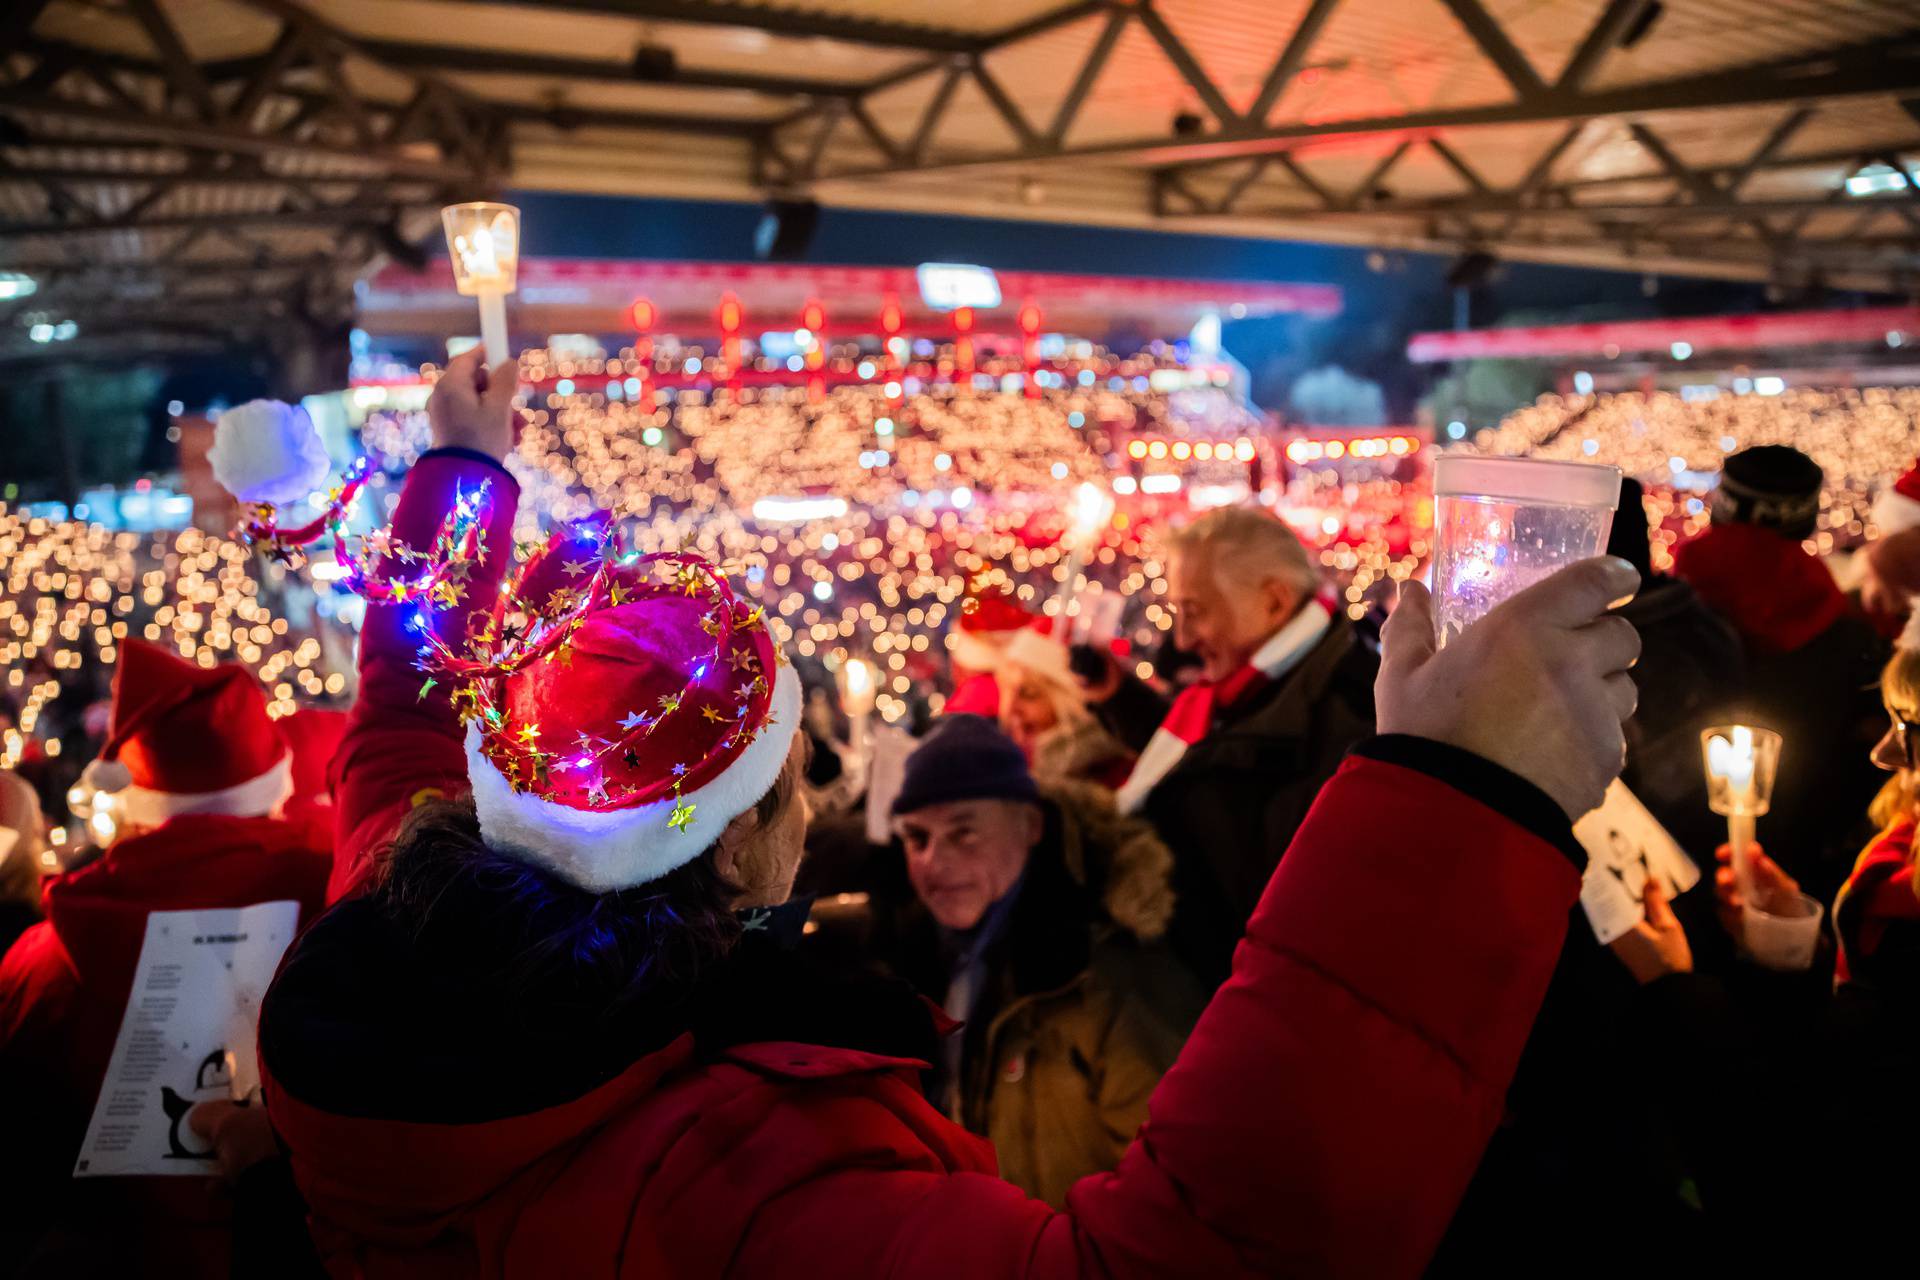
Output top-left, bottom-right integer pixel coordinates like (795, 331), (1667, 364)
(11, 345), (1920, 790)
(354, 343), (1282, 724)
(0, 509), (345, 776)
(1478, 386), (1920, 569)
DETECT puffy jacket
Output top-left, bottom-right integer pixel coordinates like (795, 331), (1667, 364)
(262, 450), (1588, 1278)
(0, 813), (328, 1275)
(877, 780), (1205, 1207)
(1029, 718), (1134, 792)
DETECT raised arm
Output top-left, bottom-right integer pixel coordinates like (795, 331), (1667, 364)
(730, 560), (1643, 1279)
(326, 351), (520, 900)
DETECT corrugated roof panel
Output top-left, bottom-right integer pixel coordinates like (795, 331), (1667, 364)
(1588, 0), (1920, 89)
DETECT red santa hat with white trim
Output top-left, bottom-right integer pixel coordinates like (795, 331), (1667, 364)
(949, 590), (1041, 674)
(1873, 460), (1920, 536)
(81, 639), (292, 827)
(442, 536), (800, 892)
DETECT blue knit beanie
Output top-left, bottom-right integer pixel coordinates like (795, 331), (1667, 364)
(891, 714), (1041, 817)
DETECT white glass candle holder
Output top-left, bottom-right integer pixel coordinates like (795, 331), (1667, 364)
(441, 201), (521, 364)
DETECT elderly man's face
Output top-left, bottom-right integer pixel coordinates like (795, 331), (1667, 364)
(1167, 543), (1300, 682)
(895, 798), (1041, 930)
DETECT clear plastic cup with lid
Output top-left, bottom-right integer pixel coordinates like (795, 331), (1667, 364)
(1430, 455), (1623, 645)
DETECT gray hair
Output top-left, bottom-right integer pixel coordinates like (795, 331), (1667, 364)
(1168, 505), (1320, 600)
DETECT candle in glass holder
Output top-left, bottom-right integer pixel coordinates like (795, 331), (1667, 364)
(840, 657), (875, 759)
(1702, 724), (1783, 905)
(440, 202), (521, 365)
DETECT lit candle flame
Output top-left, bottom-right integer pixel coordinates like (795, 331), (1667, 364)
(841, 657), (875, 716)
(1708, 724), (1756, 791)
(1069, 482), (1115, 546)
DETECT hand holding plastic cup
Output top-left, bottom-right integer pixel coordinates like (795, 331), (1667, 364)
(1741, 890), (1824, 971)
(1429, 455), (1623, 647)
(1702, 724), (1782, 908)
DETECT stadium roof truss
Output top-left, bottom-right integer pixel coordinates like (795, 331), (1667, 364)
(4, 0), (1920, 359)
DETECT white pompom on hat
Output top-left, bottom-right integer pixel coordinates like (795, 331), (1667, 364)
(209, 399), (332, 506)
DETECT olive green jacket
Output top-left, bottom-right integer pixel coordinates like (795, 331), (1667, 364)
(897, 781), (1207, 1208)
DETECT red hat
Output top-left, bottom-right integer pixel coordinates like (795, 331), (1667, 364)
(950, 590), (1039, 674)
(83, 639), (291, 826)
(959, 592), (1037, 636)
(450, 542), (801, 891)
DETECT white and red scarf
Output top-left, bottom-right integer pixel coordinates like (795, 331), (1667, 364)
(1115, 600), (1333, 814)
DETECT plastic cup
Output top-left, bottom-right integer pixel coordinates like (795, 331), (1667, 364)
(1741, 891), (1824, 972)
(1430, 455), (1623, 646)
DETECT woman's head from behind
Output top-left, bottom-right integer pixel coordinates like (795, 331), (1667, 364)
(376, 730), (809, 1016)
(388, 545), (812, 1008)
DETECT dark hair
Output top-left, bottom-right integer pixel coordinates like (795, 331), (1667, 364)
(369, 789), (785, 1029)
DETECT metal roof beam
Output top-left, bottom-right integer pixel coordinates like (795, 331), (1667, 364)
(1136, 3), (1239, 127)
(769, 2), (1121, 155)
(1555, 0), (1656, 93)
(1249, 0), (1342, 124)
(0, 204), (439, 239)
(1045, 6), (1128, 147)
(452, 1), (983, 53)
(1437, 0), (1546, 101)
(811, 36), (1920, 180)
(1211, 192), (1920, 219)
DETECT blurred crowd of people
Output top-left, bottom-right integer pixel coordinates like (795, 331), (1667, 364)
(1, 350), (1917, 1278)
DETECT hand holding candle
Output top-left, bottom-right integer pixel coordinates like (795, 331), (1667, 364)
(1701, 724), (1782, 908)
(441, 202), (521, 366)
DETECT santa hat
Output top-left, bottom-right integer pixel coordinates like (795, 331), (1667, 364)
(1002, 626), (1076, 691)
(82, 639), (292, 828)
(950, 591), (1039, 674)
(446, 540), (800, 893)
(1873, 461), (1920, 537)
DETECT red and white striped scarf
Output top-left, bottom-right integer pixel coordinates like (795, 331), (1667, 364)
(1116, 601), (1332, 814)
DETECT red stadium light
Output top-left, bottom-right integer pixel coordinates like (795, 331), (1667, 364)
(628, 298), (656, 332)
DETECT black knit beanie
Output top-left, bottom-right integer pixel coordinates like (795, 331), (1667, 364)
(891, 715), (1041, 818)
(1713, 445), (1823, 540)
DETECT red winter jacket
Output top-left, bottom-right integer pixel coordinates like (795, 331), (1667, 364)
(0, 814), (329, 1271)
(323, 449), (521, 902)
(267, 450), (1584, 1278)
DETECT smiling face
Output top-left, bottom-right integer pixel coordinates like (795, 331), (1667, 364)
(894, 797), (1041, 930)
